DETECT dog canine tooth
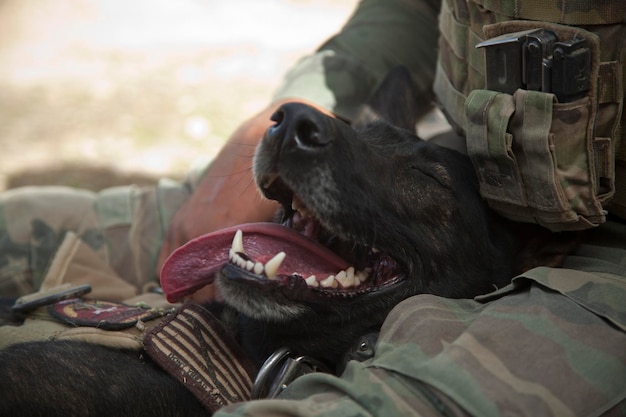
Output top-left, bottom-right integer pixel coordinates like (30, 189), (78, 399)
(264, 251), (286, 280)
(254, 262), (264, 275)
(320, 275), (337, 288)
(305, 275), (318, 287)
(232, 229), (244, 254)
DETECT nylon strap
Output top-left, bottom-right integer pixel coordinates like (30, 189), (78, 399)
(473, 0), (626, 25)
(465, 89), (525, 205)
(509, 90), (562, 212)
(144, 303), (257, 412)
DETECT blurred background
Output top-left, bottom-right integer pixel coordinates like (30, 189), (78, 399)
(0, 0), (359, 191)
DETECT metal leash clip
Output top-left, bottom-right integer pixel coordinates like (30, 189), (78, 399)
(251, 347), (330, 399)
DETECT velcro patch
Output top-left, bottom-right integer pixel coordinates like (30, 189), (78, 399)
(49, 298), (166, 330)
(144, 303), (257, 412)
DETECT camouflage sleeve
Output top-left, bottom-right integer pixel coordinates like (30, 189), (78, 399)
(215, 220), (626, 417)
(272, 0), (441, 121)
(0, 178), (195, 298)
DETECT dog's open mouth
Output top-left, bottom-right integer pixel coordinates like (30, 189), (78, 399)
(160, 177), (402, 303)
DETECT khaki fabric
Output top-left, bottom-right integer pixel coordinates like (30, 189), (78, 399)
(0, 175), (200, 349)
(0, 177), (196, 299)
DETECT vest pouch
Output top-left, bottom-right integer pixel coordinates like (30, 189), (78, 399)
(466, 89), (606, 231)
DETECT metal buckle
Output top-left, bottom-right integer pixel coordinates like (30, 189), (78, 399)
(251, 347), (330, 399)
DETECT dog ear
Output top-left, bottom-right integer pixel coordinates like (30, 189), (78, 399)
(352, 66), (433, 131)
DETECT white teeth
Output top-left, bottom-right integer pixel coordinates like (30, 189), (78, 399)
(320, 275), (337, 288)
(305, 275), (318, 287)
(264, 251), (286, 280)
(229, 231), (284, 279)
(335, 270), (349, 287)
(346, 266), (355, 280)
(234, 256), (245, 269)
(335, 266), (358, 288)
(228, 230), (372, 289)
(304, 266), (368, 289)
(232, 230), (244, 253)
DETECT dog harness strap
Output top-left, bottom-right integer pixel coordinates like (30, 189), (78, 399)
(474, 0), (626, 25)
(144, 303), (258, 412)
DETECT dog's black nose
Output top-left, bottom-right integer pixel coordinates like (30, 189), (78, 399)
(266, 103), (332, 149)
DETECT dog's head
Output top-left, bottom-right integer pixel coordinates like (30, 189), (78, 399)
(161, 68), (515, 329)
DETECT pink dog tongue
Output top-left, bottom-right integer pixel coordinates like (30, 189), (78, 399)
(160, 222), (351, 302)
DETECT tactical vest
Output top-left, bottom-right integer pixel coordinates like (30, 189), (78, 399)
(434, 0), (625, 231)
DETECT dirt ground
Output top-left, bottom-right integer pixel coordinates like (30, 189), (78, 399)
(0, 0), (359, 191)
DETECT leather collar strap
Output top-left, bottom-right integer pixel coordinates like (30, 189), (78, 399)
(144, 303), (257, 412)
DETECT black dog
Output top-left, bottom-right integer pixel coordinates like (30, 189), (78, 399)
(214, 101), (517, 365)
(0, 67), (570, 416)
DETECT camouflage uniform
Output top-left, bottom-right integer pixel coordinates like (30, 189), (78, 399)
(0, 0), (625, 415)
(0, 168), (210, 303)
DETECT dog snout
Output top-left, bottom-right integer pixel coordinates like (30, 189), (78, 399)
(267, 103), (332, 150)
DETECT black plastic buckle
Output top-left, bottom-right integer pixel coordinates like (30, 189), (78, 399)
(251, 347), (330, 399)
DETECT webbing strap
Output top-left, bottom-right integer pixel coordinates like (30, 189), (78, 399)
(473, 0), (626, 25)
(144, 303), (257, 412)
(465, 89), (525, 205)
(509, 90), (564, 212)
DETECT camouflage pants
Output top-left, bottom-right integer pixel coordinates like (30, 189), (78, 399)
(0, 177), (196, 300)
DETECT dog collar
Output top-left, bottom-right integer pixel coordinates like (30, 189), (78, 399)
(251, 347), (330, 399)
